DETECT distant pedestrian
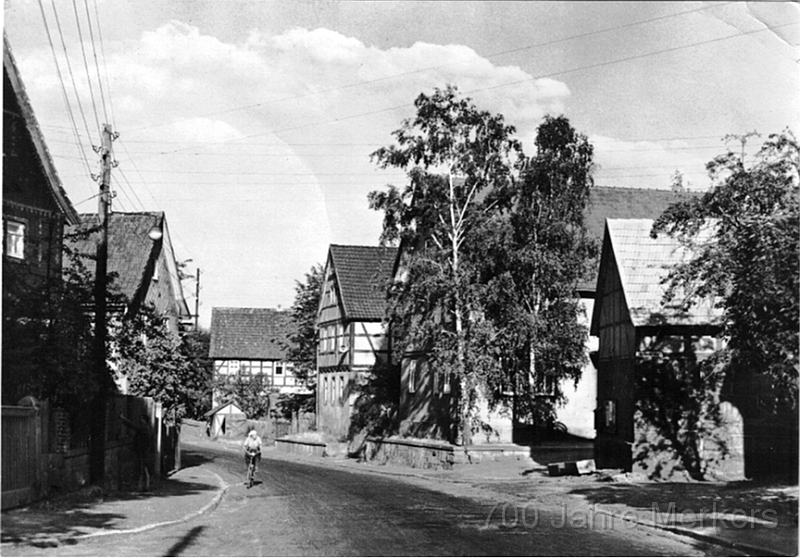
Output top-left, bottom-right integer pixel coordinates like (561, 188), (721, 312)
(121, 414), (153, 491)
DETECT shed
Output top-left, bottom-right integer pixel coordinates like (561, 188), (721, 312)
(591, 219), (746, 480)
(204, 401), (245, 439)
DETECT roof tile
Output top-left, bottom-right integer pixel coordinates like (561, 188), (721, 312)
(209, 307), (293, 360)
(329, 244), (399, 320)
(607, 219), (722, 328)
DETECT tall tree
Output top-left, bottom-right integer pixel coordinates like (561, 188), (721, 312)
(117, 305), (198, 426)
(285, 263), (323, 386)
(370, 85), (523, 444)
(652, 130), (800, 408)
(482, 115), (597, 427)
(277, 263), (324, 418)
(179, 328), (213, 420)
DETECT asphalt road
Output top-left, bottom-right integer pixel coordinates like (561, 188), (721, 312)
(6, 445), (726, 556)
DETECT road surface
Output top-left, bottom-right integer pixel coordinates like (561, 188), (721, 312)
(6, 444), (730, 556)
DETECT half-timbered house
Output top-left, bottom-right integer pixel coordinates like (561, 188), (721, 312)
(209, 307), (303, 408)
(316, 244), (399, 438)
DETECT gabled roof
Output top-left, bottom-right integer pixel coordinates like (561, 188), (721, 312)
(209, 307), (293, 360)
(204, 400), (243, 418)
(328, 244), (399, 321)
(591, 219), (722, 332)
(3, 34), (79, 225)
(585, 187), (698, 243)
(578, 187), (701, 292)
(65, 211), (189, 316)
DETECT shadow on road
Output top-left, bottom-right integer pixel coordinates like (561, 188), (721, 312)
(163, 525), (205, 557)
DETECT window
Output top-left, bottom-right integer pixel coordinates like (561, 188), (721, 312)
(228, 360), (240, 374)
(443, 372), (451, 394)
(604, 400), (617, 433)
(338, 375), (344, 403)
(408, 361), (417, 394)
(533, 372), (556, 396)
(275, 363), (283, 375)
(240, 361), (251, 375)
(5, 220), (25, 259)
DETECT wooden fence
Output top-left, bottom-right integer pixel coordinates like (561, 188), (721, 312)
(1, 405), (42, 509)
(1, 394), (176, 510)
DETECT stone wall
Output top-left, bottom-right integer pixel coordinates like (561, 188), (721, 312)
(364, 437), (462, 469)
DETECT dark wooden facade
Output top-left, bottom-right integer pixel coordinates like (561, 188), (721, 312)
(592, 219), (750, 480)
(3, 36), (79, 294)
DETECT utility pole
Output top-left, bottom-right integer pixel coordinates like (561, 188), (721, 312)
(195, 268), (201, 331)
(90, 123), (114, 484)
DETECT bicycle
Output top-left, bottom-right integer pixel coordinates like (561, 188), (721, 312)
(245, 450), (259, 488)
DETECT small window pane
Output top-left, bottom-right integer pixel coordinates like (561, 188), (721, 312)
(6, 221), (25, 259)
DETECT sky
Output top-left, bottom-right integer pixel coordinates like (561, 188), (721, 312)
(3, 1), (798, 329)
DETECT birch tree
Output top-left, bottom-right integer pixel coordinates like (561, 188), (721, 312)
(369, 85), (522, 444)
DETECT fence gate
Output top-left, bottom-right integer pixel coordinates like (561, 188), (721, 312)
(2, 406), (41, 510)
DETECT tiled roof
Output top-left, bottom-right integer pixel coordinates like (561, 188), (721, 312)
(605, 219), (722, 328)
(65, 212), (164, 302)
(579, 187), (700, 291)
(209, 307), (293, 360)
(585, 187), (697, 242)
(330, 244), (399, 320)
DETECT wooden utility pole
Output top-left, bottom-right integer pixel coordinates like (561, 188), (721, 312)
(90, 123), (114, 484)
(195, 268), (201, 331)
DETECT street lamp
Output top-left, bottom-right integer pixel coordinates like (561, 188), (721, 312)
(148, 224), (163, 241)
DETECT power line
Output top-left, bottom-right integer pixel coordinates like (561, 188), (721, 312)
(49, 0), (95, 147)
(123, 2), (733, 136)
(146, 21), (797, 161)
(36, 0), (95, 201)
(83, 0), (109, 125)
(70, 0), (102, 135)
(92, 0), (115, 126)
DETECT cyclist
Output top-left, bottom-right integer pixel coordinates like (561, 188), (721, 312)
(242, 428), (262, 478)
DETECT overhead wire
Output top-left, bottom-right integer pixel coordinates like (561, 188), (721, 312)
(83, 0), (109, 125)
(70, 0), (102, 136)
(92, 0), (115, 126)
(124, 2), (733, 136)
(49, 0), (95, 148)
(145, 20), (798, 161)
(36, 0), (95, 201)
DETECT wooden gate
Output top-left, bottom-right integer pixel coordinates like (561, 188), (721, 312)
(1, 405), (42, 509)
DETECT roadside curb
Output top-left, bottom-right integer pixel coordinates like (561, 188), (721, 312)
(71, 468), (230, 542)
(591, 508), (791, 558)
(0, 467), (229, 548)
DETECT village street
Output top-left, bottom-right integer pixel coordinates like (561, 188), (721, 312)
(4, 444), (733, 557)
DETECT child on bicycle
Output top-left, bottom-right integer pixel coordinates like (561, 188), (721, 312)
(243, 428), (262, 474)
